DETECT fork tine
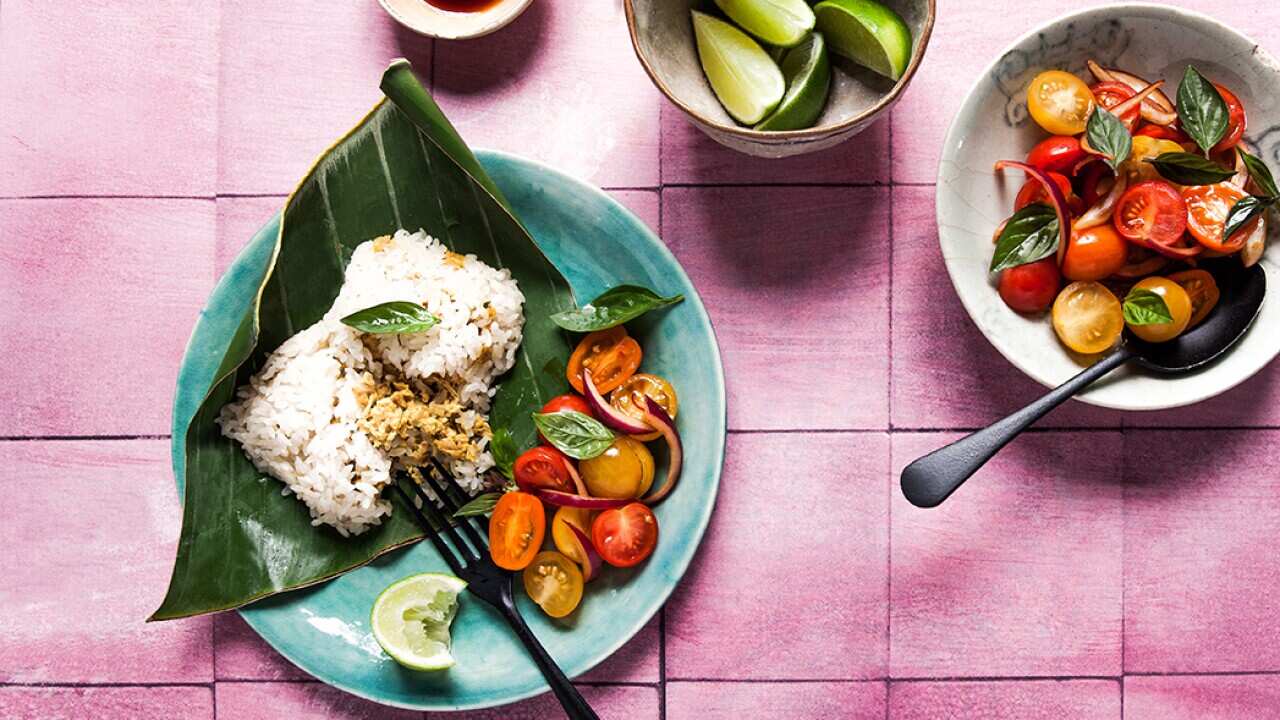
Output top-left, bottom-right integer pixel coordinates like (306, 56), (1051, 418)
(406, 476), (481, 564)
(425, 460), (489, 553)
(389, 483), (465, 576)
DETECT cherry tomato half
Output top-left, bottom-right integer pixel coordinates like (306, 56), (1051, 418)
(566, 327), (642, 395)
(1114, 180), (1187, 247)
(522, 551), (584, 618)
(998, 257), (1061, 314)
(609, 373), (679, 441)
(1027, 70), (1096, 135)
(1212, 84), (1246, 153)
(1181, 182), (1253, 252)
(1025, 135), (1087, 174)
(1168, 269), (1220, 329)
(1090, 81), (1140, 129)
(1126, 277), (1193, 344)
(514, 446), (575, 493)
(489, 492), (546, 571)
(592, 503), (659, 568)
(1015, 171), (1075, 211)
(1052, 281), (1124, 355)
(1063, 224), (1128, 281)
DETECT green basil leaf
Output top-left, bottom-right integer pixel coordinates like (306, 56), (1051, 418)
(532, 410), (614, 459)
(339, 301), (439, 334)
(550, 284), (684, 332)
(1122, 288), (1174, 326)
(1086, 106), (1132, 172)
(1177, 66), (1229, 153)
(453, 492), (502, 518)
(1223, 195), (1272, 242)
(990, 203), (1060, 273)
(489, 427), (518, 480)
(1148, 152), (1235, 185)
(1239, 148), (1280, 199)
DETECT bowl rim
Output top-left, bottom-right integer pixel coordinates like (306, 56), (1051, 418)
(936, 1), (1280, 411)
(376, 0), (533, 40)
(623, 0), (936, 141)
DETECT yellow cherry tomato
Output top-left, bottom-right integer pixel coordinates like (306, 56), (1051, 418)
(1027, 70), (1096, 135)
(1052, 281), (1124, 354)
(580, 436), (654, 499)
(609, 373), (679, 441)
(522, 551), (584, 618)
(1124, 136), (1184, 182)
(1127, 277), (1193, 343)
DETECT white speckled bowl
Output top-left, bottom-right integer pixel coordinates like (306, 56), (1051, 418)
(377, 0), (532, 40)
(938, 3), (1280, 411)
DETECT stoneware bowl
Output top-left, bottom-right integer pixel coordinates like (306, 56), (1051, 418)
(377, 0), (532, 40)
(938, 4), (1280, 411)
(625, 0), (935, 158)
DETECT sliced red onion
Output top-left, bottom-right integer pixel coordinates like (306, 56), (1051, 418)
(1230, 147), (1250, 190)
(1242, 215), (1266, 268)
(995, 160), (1072, 264)
(639, 397), (682, 505)
(567, 523), (603, 583)
(1108, 80), (1166, 122)
(1113, 253), (1169, 278)
(583, 369), (651, 435)
(1088, 61), (1177, 125)
(563, 457), (590, 498)
(1073, 172), (1127, 231)
(534, 489), (630, 510)
(1134, 234), (1204, 259)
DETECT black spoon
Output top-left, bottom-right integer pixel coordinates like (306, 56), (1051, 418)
(901, 259), (1267, 508)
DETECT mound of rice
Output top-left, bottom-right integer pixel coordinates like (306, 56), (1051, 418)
(217, 229), (524, 536)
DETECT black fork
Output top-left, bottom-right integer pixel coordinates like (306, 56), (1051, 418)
(390, 460), (599, 720)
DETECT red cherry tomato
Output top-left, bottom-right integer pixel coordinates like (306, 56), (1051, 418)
(1113, 180), (1187, 247)
(537, 393), (592, 445)
(1014, 171), (1075, 212)
(514, 446), (575, 493)
(1135, 123), (1190, 144)
(1212, 83), (1246, 153)
(1089, 81), (1140, 129)
(1025, 135), (1088, 175)
(591, 503), (658, 568)
(998, 257), (1061, 314)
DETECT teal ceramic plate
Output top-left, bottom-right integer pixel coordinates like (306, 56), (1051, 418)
(171, 150), (726, 710)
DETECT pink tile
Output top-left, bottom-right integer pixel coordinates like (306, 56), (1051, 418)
(889, 679), (1120, 719)
(890, 186), (1122, 428)
(216, 683), (418, 720)
(433, 3), (660, 189)
(216, 195), (281, 278)
(1124, 430), (1280, 673)
(0, 198), (215, 436)
(890, 432), (1123, 677)
(1126, 674), (1280, 720)
(608, 189), (661, 236)
(578, 616), (660, 683)
(214, 612), (310, 681)
(423, 684), (659, 720)
(665, 433), (889, 680)
(218, 0), (432, 194)
(0, 440), (212, 683)
(0, 0), (217, 196)
(1123, 361), (1280, 427)
(662, 186), (890, 430)
(660, 103), (890, 185)
(666, 681), (886, 720)
(0, 686), (212, 720)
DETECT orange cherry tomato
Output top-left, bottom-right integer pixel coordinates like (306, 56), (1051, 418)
(1113, 180), (1187, 247)
(489, 492), (546, 571)
(1181, 182), (1253, 252)
(1168, 269), (1221, 328)
(1063, 224), (1128, 281)
(566, 327), (642, 395)
(514, 446), (575, 493)
(1212, 83), (1246, 153)
(592, 502), (658, 568)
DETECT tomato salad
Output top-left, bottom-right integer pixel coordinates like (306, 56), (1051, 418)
(992, 61), (1274, 355)
(461, 285), (685, 619)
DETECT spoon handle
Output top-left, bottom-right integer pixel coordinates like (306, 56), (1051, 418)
(900, 346), (1133, 508)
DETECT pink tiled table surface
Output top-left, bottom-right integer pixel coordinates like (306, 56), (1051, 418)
(4, 1), (1280, 717)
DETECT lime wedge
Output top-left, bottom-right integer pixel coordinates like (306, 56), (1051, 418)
(370, 573), (466, 671)
(692, 10), (785, 125)
(814, 0), (913, 81)
(713, 0), (816, 48)
(755, 32), (832, 131)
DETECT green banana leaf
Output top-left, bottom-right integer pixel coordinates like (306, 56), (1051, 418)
(151, 60), (575, 621)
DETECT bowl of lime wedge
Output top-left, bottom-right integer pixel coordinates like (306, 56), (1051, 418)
(625, 0), (935, 157)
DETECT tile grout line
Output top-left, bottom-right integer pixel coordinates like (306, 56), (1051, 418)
(884, 108), (895, 718)
(657, 103), (668, 720)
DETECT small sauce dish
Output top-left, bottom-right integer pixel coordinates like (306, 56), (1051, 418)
(377, 0), (533, 40)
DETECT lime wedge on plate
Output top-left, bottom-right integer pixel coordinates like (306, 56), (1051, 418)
(713, 0), (816, 48)
(692, 11), (786, 125)
(755, 32), (832, 131)
(814, 0), (913, 81)
(371, 573), (466, 671)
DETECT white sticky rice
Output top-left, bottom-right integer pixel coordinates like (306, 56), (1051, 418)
(217, 229), (524, 536)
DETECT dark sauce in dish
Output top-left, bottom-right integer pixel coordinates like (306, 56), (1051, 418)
(425, 0), (502, 12)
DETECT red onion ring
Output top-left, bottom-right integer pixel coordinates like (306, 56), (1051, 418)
(1073, 172), (1128, 231)
(1087, 61), (1178, 125)
(638, 397), (682, 505)
(583, 369), (651, 435)
(534, 489), (631, 510)
(567, 523), (603, 583)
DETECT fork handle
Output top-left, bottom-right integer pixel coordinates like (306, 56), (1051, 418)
(499, 596), (599, 719)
